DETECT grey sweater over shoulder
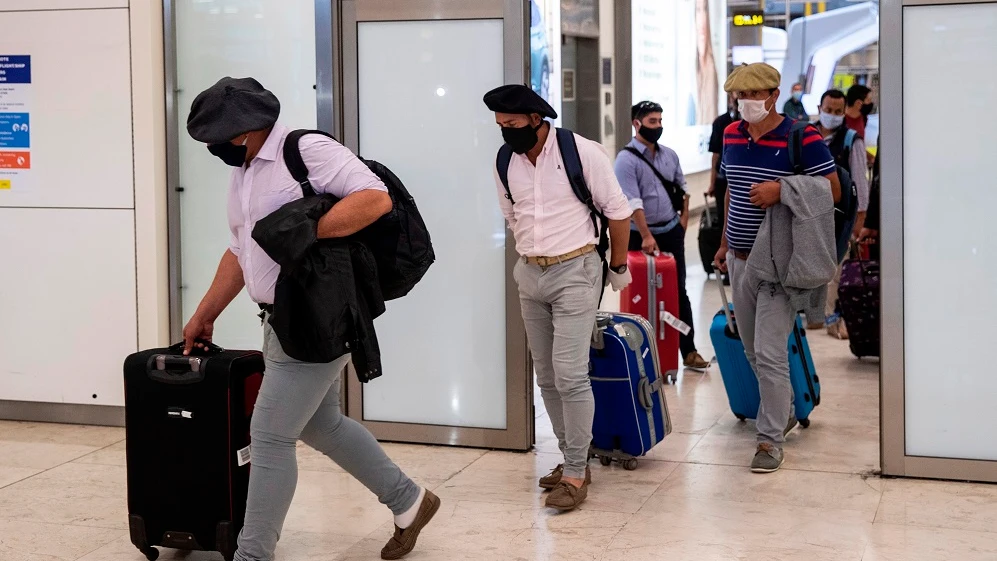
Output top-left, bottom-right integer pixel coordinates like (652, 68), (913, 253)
(746, 174), (838, 323)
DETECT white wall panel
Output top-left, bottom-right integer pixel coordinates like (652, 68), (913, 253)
(0, 1), (127, 10)
(0, 209), (137, 407)
(0, 8), (133, 209)
(903, 3), (997, 461)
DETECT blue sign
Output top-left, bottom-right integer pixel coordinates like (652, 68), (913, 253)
(0, 113), (29, 148)
(0, 56), (30, 84)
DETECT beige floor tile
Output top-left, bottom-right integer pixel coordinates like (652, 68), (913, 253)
(282, 469), (407, 538)
(0, 421), (124, 448)
(0, 520), (123, 561)
(640, 432), (704, 463)
(604, 496), (870, 561)
(862, 523), (997, 561)
(875, 478), (997, 534)
(72, 441), (126, 467)
(0, 465), (42, 488)
(75, 530), (364, 561)
(0, 441), (105, 471)
(654, 463), (883, 519)
(297, 441), (487, 487)
(0, 463), (128, 529)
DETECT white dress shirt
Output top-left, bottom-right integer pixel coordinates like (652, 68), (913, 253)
(493, 126), (632, 257)
(227, 123), (387, 304)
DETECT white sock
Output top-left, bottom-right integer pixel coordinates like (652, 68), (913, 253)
(394, 487), (426, 529)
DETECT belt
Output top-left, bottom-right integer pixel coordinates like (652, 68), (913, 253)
(524, 244), (596, 268)
(733, 250), (750, 261)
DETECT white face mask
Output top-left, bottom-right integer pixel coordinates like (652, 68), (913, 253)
(738, 97), (771, 124)
(819, 112), (845, 130)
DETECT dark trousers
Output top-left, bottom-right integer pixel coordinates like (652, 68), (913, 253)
(628, 228), (698, 357)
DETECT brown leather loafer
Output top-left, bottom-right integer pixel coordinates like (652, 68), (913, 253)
(381, 490), (441, 560)
(539, 465), (591, 490)
(544, 480), (589, 511)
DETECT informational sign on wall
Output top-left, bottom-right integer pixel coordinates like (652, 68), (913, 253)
(0, 55), (31, 192)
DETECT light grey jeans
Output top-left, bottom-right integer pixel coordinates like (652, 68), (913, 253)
(515, 251), (602, 479)
(234, 323), (421, 561)
(728, 253), (797, 448)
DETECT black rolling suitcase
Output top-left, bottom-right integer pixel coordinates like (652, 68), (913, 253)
(124, 341), (264, 561)
(698, 194), (723, 276)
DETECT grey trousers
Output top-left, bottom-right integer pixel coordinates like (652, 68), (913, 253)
(728, 253), (797, 448)
(234, 323), (421, 561)
(515, 251), (602, 479)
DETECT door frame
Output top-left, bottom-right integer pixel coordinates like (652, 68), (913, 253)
(339, 0), (534, 450)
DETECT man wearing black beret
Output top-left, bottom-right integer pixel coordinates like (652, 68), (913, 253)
(484, 84), (633, 512)
(184, 77), (439, 561)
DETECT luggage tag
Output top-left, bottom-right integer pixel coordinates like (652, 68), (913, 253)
(237, 445), (252, 467)
(661, 311), (691, 336)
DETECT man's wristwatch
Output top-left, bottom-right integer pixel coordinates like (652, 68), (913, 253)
(610, 263), (628, 274)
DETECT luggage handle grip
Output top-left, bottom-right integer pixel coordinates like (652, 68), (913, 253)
(717, 276), (736, 335)
(703, 193), (714, 228)
(167, 339), (225, 355)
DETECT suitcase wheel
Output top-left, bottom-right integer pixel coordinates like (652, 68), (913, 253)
(735, 414), (747, 422)
(141, 547), (159, 561)
(799, 418), (811, 429)
(623, 458), (639, 471)
(599, 456), (612, 467)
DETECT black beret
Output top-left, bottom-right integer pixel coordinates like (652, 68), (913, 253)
(483, 84), (557, 119)
(187, 77), (281, 144)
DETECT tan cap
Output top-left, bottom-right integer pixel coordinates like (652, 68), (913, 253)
(723, 63), (781, 93)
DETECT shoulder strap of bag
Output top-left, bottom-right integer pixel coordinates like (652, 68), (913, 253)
(496, 143), (515, 205)
(787, 120), (811, 175)
(621, 146), (682, 193)
(283, 129), (338, 197)
(555, 128), (605, 236)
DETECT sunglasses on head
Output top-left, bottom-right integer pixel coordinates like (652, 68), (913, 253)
(632, 101), (663, 120)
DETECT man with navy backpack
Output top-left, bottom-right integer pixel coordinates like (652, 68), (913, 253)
(483, 84), (633, 511)
(183, 77), (438, 561)
(814, 89), (870, 339)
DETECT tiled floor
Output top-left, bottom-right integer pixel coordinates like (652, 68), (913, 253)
(3, 217), (996, 561)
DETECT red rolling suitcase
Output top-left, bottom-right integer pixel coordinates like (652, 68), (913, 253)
(124, 341), (264, 561)
(619, 250), (681, 380)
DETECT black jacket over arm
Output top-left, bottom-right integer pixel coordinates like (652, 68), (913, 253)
(252, 195), (386, 382)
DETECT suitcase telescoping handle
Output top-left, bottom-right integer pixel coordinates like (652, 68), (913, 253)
(167, 339), (225, 355)
(717, 276), (736, 335)
(703, 193), (714, 228)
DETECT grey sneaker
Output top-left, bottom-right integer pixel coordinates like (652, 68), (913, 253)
(750, 443), (784, 473)
(784, 417), (799, 437)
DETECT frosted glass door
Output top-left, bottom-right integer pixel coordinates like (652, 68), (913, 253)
(358, 20), (508, 429)
(175, 0), (316, 350)
(903, 3), (997, 461)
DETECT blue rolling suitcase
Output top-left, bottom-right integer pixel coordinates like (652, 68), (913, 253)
(709, 281), (821, 427)
(589, 311), (672, 470)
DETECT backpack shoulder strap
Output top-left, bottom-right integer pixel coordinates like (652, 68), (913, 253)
(496, 144), (515, 205)
(843, 128), (857, 150)
(555, 128), (598, 216)
(787, 120), (811, 175)
(282, 129), (337, 197)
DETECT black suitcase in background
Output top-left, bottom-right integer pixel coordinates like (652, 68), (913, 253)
(124, 341), (264, 561)
(698, 194), (723, 276)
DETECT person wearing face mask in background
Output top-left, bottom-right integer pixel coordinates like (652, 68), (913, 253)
(483, 84), (633, 512)
(782, 83), (808, 121)
(615, 101), (710, 371)
(184, 77), (440, 561)
(844, 84), (874, 140)
(814, 89), (870, 339)
(714, 63), (841, 474)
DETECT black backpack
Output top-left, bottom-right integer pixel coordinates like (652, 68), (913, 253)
(496, 127), (609, 267)
(788, 121), (857, 262)
(282, 129), (434, 301)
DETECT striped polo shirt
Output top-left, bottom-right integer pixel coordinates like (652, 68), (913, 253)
(720, 117), (836, 252)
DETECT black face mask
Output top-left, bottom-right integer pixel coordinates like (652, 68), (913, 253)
(861, 102), (875, 117)
(208, 142), (248, 167)
(639, 125), (663, 144)
(502, 122), (542, 155)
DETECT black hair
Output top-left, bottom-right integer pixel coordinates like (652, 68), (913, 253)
(846, 85), (872, 107)
(820, 89), (846, 106)
(632, 100), (663, 122)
